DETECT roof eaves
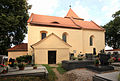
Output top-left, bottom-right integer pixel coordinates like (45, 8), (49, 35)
(30, 22), (81, 29)
(7, 50), (28, 52)
(82, 28), (104, 31)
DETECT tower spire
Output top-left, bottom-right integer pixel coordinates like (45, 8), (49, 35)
(65, 7), (84, 20)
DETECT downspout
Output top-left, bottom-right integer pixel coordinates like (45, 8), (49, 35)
(31, 46), (35, 64)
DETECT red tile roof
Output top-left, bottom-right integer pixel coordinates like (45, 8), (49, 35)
(7, 43), (28, 51)
(65, 8), (84, 20)
(105, 49), (120, 51)
(27, 8), (104, 31)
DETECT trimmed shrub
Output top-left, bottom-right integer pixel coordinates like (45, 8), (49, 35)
(16, 55), (32, 63)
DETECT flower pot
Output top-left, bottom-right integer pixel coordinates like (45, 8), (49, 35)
(19, 67), (24, 70)
(33, 67), (37, 69)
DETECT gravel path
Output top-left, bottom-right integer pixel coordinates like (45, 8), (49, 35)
(53, 68), (66, 81)
(50, 64), (97, 81)
(64, 68), (97, 81)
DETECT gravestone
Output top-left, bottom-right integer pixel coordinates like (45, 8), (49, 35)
(87, 54), (114, 72)
(99, 54), (110, 66)
(85, 53), (93, 60)
(93, 71), (119, 81)
(62, 60), (94, 71)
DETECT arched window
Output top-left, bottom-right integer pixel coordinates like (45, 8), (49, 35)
(62, 32), (67, 42)
(40, 31), (47, 39)
(90, 36), (94, 46)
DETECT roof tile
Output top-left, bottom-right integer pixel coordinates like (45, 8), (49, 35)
(65, 8), (84, 20)
(7, 43), (28, 51)
(27, 8), (104, 31)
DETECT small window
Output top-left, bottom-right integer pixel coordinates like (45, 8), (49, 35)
(40, 31), (47, 39)
(90, 36), (93, 46)
(41, 33), (46, 39)
(62, 32), (67, 42)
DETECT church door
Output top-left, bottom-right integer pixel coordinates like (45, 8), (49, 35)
(48, 51), (56, 64)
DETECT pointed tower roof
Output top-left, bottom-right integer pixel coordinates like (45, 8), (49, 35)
(65, 8), (84, 20)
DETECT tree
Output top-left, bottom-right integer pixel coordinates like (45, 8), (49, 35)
(0, 0), (31, 55)
(103, 10), (120, 49)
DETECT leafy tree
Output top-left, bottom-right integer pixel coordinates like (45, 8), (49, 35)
(0, 0), (31, 55)
(103, 10), (120, 49)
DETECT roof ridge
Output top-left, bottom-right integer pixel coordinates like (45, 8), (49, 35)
(33, 13), (65, 19)
(69, 17), (82, 29)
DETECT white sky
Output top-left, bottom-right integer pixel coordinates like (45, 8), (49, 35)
(23, 0), (120, 50)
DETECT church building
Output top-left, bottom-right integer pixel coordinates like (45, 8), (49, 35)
(8, 8), (105, 64)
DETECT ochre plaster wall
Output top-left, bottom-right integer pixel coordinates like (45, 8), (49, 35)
(28, 24), (82, 57)
(34, 48), (69, 64)
(83, 29), (105, 54)
(28, 24), (105, 56)
(32, 34), (70, 64)
(8, 51), (28, 60)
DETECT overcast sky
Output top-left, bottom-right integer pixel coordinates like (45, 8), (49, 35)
(23, 0), (120, 49)
(27, 0), (120, 25)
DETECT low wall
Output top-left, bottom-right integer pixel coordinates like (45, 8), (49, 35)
(62, 60), (94, 71)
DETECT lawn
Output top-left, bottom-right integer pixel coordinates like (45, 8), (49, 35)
(42, 64), (57, 81)
(56, 64), (67, 74)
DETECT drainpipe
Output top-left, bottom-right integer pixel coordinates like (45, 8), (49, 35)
(31, 46), (34, 64)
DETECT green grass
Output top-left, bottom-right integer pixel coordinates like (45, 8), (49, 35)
(56, 64), (67, 74)
(42, 64), (57, 81)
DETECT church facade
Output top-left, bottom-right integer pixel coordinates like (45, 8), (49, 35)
(8, 8), (105, 64)
(27, 8), (105, 64)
